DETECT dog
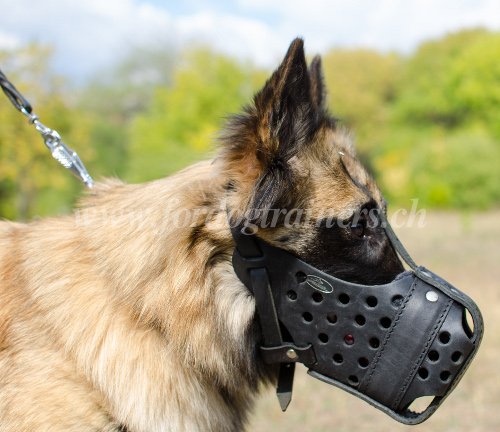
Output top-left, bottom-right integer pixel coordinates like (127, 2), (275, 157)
(0, 38), (403, 431)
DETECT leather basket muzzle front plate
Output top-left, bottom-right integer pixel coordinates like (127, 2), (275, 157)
(232, 235), (483, 424)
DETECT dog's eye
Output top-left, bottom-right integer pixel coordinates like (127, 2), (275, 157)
(350, 219), (366, 237)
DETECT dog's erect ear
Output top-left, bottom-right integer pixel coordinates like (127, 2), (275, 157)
(247, 38), (320, 213)
(309, 55), (326, 110)
(222, 38), (322, 219)
(253, 38), (317, 163)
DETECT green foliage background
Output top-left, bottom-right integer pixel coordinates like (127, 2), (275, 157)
(1, 29), (499, 220)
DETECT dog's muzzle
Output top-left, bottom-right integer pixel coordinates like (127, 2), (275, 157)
(231, 217), (483, 425)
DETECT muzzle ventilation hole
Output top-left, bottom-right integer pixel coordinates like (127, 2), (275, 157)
(418, 367), (429, 380)
(440, 370), (451, 382)
(439, 331), (451, 344)
(333, 353), (343, 364)
(287, 290), (297, 300)
(318, 333), (329, 344)
(380, 317), (392, 329)
(369, 337), (380, 349)
(302, 312), (313, 322)
(451, 351), (463, 363)
(326, 312), (338, 324)
(428, 350), (439, 362)
(366, 296), (378, 308)
(391, 294), (404, 308)
(348, 375), (359, 386)
(358, 357), (369, 368)
(338, 293), (350, 305)
(355, 314), (366, 326)
(296, 271), (307, 283)
(312, 292), (323, 303)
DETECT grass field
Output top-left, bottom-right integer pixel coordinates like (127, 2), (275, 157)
(249, 211), (500, 432)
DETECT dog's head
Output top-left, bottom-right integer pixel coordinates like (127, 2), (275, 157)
(222, 38), (403, 285)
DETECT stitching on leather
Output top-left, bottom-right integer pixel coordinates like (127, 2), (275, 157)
(392, 298), (453, 410)
(361, 279), (418, 392)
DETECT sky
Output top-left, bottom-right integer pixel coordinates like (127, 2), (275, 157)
(1, 0), (500, 82)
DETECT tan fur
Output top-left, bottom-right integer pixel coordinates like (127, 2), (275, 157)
(0, 39), (386, 431)
(0, 160), (260, 431)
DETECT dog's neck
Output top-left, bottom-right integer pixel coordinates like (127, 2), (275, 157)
(77, 157), (265, 382)
(32, 158), (269, 430)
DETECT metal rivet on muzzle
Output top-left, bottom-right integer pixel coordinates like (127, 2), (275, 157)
(426, 291), (439, 302)
(344, 334), (355, 345)
(286, 349), (298, 360)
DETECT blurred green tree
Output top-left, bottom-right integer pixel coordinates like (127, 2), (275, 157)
(127, 47), (266, 181)
(394, 28), (495, 127)
(445, 32), (500, 135)
(78, 44), (178, 179)
(376, 29), (500, 208)
(408, 129), (500, 208)
(322, 48), (402, 153)
(375, 127), (500, 208)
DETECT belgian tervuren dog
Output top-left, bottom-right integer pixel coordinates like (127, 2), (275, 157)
(0, 38), (403, 431)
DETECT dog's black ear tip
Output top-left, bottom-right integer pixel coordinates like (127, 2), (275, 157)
(289, 37), (305, 49)
(310, 55), (322, 69)
(284, 38), (306, 62)
(309, 54), (326, 109)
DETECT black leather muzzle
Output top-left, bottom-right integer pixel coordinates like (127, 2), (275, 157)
(231, 217), (483, 425)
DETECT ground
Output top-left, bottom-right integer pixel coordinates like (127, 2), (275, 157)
(249, 211), (500, 432)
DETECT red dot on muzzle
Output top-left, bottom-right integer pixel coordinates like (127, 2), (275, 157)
(344, 334), (355, 345)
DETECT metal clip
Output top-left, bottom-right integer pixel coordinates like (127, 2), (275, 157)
(18, 108), (94, 188)
(1, 68), (94, 188)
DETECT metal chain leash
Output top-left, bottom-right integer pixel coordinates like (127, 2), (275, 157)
(0, 68), (94, 188)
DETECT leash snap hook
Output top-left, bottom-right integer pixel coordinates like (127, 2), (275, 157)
(0, 68), (94, 188)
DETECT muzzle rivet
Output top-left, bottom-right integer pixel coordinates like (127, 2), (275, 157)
(286, 349), (298, 360)
(344, 334), (355, 345)
(426, 291), (439, 302)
